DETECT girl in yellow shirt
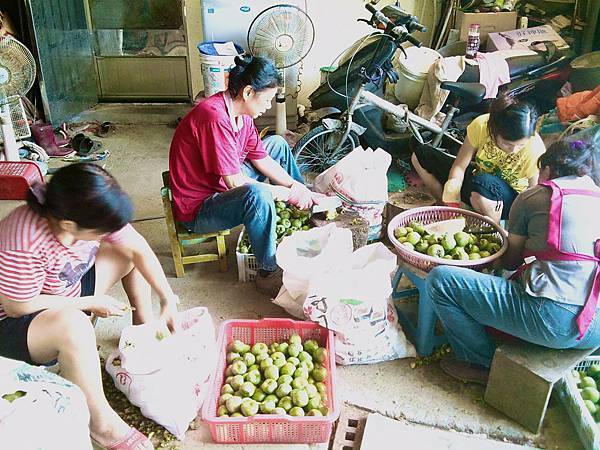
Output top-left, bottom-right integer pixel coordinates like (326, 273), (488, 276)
(412, 96), (546, 222)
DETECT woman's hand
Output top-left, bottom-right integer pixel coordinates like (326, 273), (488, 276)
(288, 182), (326, 210)
(159, 295), (180, 333)
(81, 295), (127, 318)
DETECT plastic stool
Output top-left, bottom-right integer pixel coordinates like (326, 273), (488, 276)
(392, 261), (447, 356)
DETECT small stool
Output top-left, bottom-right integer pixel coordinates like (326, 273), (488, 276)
(391, 260), (447, 356)
(161, 171), (229, 277)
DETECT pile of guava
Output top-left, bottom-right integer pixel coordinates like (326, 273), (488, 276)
(217, 334), (329, 418)
(238, 202), (312, 254)
(573, 365), (600, 423)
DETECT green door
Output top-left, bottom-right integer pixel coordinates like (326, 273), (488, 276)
(27, 0), (99, 124)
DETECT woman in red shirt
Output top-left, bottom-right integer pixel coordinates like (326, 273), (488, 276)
(0, 164), (178, 450)
(169, 55), (322, 298)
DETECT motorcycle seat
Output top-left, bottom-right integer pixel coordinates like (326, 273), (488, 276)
(506, 54), (548, 78)
(441, 81), (486, 105)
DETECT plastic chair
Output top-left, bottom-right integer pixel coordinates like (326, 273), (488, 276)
(161, 171), (229, 277)
(391, 261), (447, 356)
(0, 162), (43, 200)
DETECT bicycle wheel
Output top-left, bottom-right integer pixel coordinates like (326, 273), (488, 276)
(293, 125), (359, 183)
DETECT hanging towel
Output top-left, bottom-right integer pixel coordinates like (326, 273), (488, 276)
(474, 52), (511, 98)
(416, 56), (466, 121)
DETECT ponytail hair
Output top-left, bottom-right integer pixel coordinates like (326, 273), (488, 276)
(537, 140), (599, 182)
(488, 95), (537, 142)
(227, 54), (282, 98)
(27, 163), (133, 233)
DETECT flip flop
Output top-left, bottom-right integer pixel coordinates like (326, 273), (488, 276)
(71, 133), (103, 156)
(92, 427), (154, 450)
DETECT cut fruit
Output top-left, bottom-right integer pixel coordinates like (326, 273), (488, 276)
(423, 217), (466, 235)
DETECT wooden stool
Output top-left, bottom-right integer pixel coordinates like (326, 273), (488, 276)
(391, 260), (447, 356)
(161, 171), (229, 277)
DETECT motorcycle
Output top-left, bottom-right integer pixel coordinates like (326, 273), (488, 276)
(301, 3), (573, 163)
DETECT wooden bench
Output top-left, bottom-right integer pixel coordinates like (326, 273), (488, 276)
(484, 341), (598, 433)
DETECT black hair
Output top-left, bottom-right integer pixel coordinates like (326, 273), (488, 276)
(227, 54), (283, 98)
(27, 163), (134, 233)
(537, 140), (599, 182)
(488, 96), (538, 142)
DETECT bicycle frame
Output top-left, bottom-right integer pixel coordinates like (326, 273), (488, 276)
(330, 84), (462, 155)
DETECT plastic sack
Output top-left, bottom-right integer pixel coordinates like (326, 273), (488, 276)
(313, 147), (391, 240)
(273, 224), (354, 316)
(303, 243), (416, 364)
(106, 307), (216, 440)
(0, 356), (92, 450)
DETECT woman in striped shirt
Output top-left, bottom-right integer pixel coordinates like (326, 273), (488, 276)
(0, 163), (177, 450)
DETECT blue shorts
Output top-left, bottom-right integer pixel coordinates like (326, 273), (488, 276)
(0, 266), (96, 365)
(413, 144), (518, 219)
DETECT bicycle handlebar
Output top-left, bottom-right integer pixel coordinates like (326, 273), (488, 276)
(364, 3), (424, 47)
(405, 33), (422, 47)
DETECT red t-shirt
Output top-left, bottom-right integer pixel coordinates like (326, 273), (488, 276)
(0, 206), (134, 321)
(168, 92), (268, 222)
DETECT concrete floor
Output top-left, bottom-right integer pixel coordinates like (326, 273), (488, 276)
(20, 104), (582, 449)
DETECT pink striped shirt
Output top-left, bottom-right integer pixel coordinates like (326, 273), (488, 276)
(0, 206), (133, 320)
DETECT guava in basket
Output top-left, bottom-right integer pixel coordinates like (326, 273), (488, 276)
(393, 218), (502, 261)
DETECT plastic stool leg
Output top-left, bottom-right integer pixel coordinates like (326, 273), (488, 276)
(391, 268), (419, 300)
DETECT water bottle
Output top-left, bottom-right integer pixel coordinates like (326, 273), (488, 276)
(466, 24), (481, 59)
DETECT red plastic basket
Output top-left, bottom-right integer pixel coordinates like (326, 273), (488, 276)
(387, 206), (508, 272)
(0, 162), (43, 200)
(202, 318), (339, 444)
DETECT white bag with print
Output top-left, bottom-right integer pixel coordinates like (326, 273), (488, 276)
(106, 307), (216, 440)
(0, 357), (92, 450)
(303, 243), (416, 364)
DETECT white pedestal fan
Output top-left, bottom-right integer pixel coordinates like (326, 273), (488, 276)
(247, 4), (315, 136)
(0, 35), (36, 162)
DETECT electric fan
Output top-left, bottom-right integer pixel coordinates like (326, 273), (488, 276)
(0, 35), (36, 161)
(248, 4), (315, 135)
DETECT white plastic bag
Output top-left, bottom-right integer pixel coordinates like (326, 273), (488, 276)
(106, 307), (216, 440)
(0, 357), (92, 450)
(274, 224), (354, 316)
(303, 243), (416, 364)
(313, 147), (391, 240)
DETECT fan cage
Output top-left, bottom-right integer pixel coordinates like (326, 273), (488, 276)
(247, 4), (315, 69)
(0, 36), (37, 96)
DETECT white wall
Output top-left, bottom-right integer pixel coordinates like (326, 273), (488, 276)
(296, 0), (439, 105)
(189, 0), (440, 104)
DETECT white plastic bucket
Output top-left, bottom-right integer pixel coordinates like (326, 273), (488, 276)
(200, 56), (236, 97)
(393, 46), (441, 109)
(198, 42), (243, 97)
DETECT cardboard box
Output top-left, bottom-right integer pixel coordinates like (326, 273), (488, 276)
(455, 11), (518, 45)
(486, 24), (569, 52)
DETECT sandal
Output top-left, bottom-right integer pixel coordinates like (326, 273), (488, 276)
(92, 427), (154, 450)
(71, 133), (103, 156)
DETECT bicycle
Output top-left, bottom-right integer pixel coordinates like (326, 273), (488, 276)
(293, 4), (476, 181)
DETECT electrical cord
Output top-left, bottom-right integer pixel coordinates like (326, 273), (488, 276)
(325, 31), (396, 110)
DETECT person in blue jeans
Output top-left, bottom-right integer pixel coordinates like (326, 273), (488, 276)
(169, 55), (322, 297)
(426, 140), (600, 384)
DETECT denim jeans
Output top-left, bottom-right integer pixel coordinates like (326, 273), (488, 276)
(426, 266), (600, 367)
(184, 135), (303, 270)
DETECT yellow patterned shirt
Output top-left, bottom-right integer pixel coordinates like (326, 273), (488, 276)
(467, 114), (546, 193)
